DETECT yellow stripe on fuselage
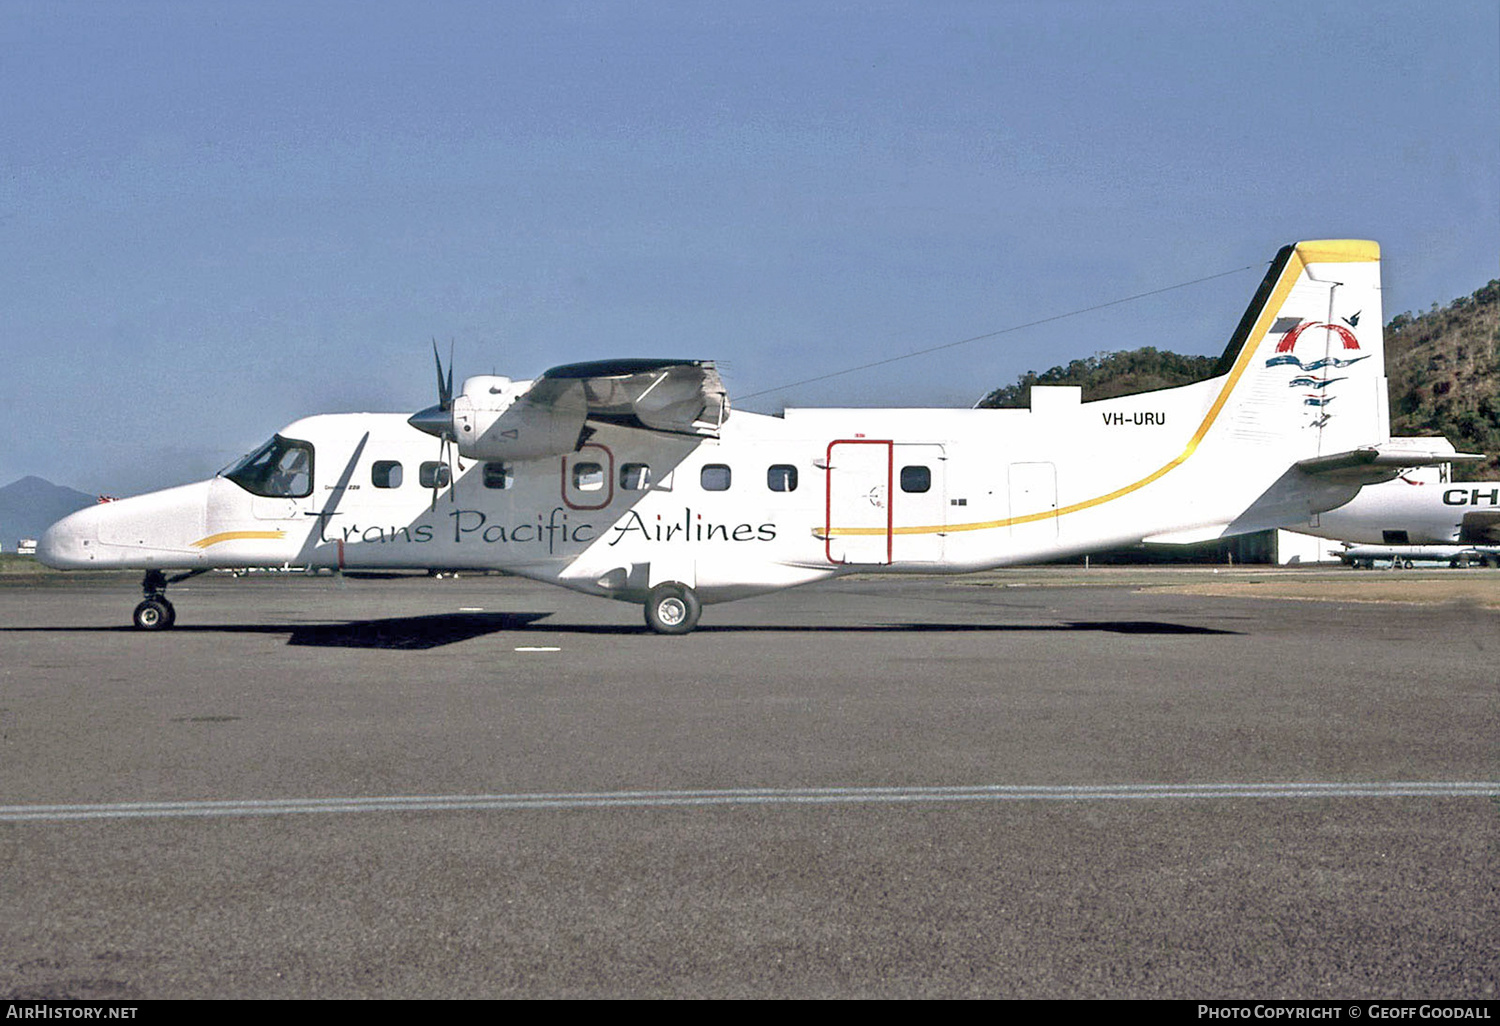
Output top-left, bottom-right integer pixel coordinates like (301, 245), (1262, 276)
(190, 530), (288, 549)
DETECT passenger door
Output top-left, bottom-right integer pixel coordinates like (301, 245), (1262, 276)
(825, 440), (891, 564)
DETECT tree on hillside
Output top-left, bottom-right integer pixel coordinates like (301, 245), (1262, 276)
(1386, 280), (1500, 479)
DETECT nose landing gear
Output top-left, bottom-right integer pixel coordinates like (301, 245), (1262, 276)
(133, 596), (174, 629)
(131, 569), (204, 630)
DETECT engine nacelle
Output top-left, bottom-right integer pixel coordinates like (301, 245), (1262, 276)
(451, 375), (588, 461)
(410, 360), (728, 461)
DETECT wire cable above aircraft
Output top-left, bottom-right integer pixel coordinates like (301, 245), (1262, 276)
(733, 262), (1261, 404)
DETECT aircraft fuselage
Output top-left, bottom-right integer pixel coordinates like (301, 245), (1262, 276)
(39, 380), (1362, 606)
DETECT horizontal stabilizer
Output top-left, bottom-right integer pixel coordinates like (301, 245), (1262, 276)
(1297, 444), (1486, 484)
(1142, 525), (1231, 545)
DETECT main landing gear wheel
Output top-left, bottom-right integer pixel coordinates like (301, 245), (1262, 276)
(643, 583), (702, 635)
(133, 596), (176, 630)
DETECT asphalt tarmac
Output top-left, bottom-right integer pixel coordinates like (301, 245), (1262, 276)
(0, 569), (1495, 999)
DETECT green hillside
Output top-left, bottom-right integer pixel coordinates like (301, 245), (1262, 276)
(975, 348), (1221, 409)
(1386, 280), (1500, 479)
(978, 279), (1500, 479)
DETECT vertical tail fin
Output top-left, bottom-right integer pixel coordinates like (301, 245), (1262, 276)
(1212, 240), (1389, 458)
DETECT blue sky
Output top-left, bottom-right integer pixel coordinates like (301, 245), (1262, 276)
(4, 1), (1497, 494)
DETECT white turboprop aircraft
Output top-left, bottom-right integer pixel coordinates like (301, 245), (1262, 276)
(1295, 474), (1500, 548)
(1286, 471), (1499, 567)
(39, 239), (1469, 633)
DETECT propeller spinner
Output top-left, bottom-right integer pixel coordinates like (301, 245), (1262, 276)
(407, 340), (456, 441)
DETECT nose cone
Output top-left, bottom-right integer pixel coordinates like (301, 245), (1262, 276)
(408, 404), (454, 440)
(37, 481), (211, 570)
(37, 506), (101, 569)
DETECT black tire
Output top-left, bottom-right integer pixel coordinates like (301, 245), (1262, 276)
(643, 583), (702, 635)
(133, 597), (175, 630)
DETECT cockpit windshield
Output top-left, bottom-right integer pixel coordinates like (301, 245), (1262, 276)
(222, 434), (315, 498)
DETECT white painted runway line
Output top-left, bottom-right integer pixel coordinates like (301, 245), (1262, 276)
(2, 781), (1496, 823)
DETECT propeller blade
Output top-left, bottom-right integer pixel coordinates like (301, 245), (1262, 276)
(412, 341), (458, 440)
(420, 340), (460, 510)
(431, 339), (453, 409)
(429, 435), (456, 512)
(445, 339), (455, 409)
(441, 432), (453, 504)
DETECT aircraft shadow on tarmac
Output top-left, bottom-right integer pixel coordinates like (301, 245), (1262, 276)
(538, 620), (1243, 638)
(3, 614), (1240, 649)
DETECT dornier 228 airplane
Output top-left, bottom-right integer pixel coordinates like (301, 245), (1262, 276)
(39, 239), (1471, 633)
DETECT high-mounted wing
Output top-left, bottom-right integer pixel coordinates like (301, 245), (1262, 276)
(538, 359), (729, 436)
(410, 358), (729, 461)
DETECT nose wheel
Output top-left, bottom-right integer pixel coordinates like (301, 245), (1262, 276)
(130, 569), (202, 630)
(133, 596), (176, 630)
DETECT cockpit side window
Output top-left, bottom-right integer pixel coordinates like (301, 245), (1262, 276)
(223, 435), (315, 498)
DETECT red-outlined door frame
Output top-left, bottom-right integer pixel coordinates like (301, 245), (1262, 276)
(824, 439), (893, 565)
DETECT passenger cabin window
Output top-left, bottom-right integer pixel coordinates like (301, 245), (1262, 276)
(573, 462), (605, 492)
(420, 461), (451, 489)
(767, 464), (798, 492)
(900, 465), (931, 493)
(372, 460), (402, 489)
(701, 464), (731, 491)
(483, 462), (513, 489)
(223, 435), (314, 498)
(621, 463), (651, 490)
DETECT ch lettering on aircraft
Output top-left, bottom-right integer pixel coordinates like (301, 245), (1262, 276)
(1443, 487), (1500, 507)
(38, 240), (1481, 633)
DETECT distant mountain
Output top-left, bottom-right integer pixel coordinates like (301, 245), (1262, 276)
(0, 477), (97, 551)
